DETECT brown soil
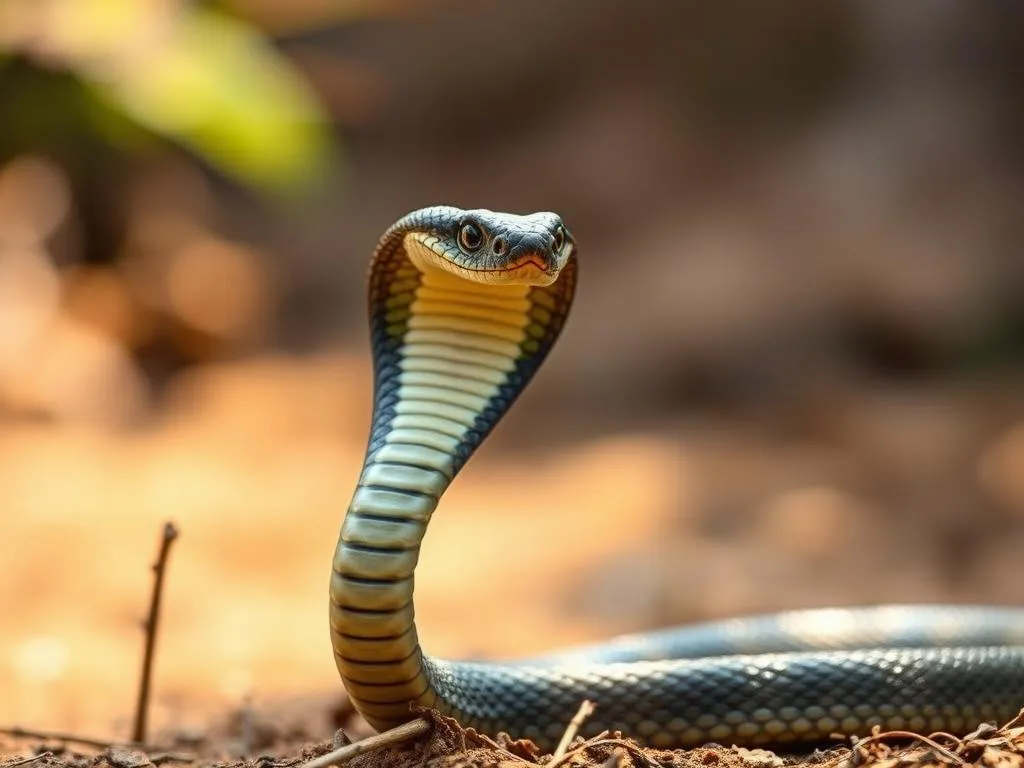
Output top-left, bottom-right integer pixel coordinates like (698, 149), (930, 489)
(3, 355), (1024, 768)
(3, 707), (1024, 768)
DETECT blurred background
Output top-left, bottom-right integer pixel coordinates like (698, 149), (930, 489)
(1, 0), (1023, 746)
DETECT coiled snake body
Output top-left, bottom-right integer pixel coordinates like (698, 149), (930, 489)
(330, 206), (1024, 749)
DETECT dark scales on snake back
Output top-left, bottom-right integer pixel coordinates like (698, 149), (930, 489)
(329, 206), (1024, 749)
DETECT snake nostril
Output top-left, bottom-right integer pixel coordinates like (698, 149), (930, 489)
(492, 236), (508, 257)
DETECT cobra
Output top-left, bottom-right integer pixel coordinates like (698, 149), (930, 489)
(329, 206), (1024, 749)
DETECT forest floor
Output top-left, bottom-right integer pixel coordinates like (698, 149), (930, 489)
(3, 704), (1024, 768)
(2, 357), (1023, 768)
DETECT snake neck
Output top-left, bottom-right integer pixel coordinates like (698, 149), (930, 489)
(330, 217), (576, 730)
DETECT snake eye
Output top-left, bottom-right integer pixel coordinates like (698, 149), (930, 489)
(458, 222), (484, 253)
(551, 225), (566, 253)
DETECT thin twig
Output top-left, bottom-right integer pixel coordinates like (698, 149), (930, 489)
(849, 730), (966, 766)
(550, 738), (661, 768)
(0, 727), (126, 750)
(465, 731), (536, 764)
(0, 727), (163, 752)
(3, 752), (52, 767)
(926, 732), (963, 746)
(146, 753), (199, 765)
(549, 701), (596, 766)
(1001, 708), (1024, 732)
(132, 521), (180, 744)
(298, 719), (431, 768)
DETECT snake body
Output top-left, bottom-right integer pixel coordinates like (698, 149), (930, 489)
(329, 206), (1024, 749)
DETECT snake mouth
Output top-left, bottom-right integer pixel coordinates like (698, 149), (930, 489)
(480, 256), (559, 285)
(484, 254), (552, 275)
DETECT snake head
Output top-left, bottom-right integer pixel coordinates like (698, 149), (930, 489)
(399, 206), (575, 286)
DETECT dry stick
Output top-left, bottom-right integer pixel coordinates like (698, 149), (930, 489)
(131, 522), (180, 744)
(848, 730), (965, 767)
(833, 713), (1024, 768)
(299, 719), (431, 768)
(4, 752), (52, 767)
(551, 739), (661, 768)
(1000, 707), (1024, 732)
(836, 709), (1024, 768)
(0, 726), (165, 752)
(467, 732), (536, 765)
(550, 701), (596, 764)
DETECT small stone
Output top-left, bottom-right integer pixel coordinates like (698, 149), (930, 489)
(103, 747), (154, 768)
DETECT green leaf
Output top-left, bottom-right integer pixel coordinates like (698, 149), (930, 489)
(81, 6), (335, 193)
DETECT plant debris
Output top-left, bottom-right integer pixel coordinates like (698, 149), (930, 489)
(3, 709), (1023, 768)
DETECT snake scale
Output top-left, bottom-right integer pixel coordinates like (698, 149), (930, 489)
(329, 206), (1024, 749)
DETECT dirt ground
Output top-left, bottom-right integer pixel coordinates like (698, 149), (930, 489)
(1, 351), (1023, 768)
(2, 353), (1024, 768)
(3, 706), (1024, 768)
